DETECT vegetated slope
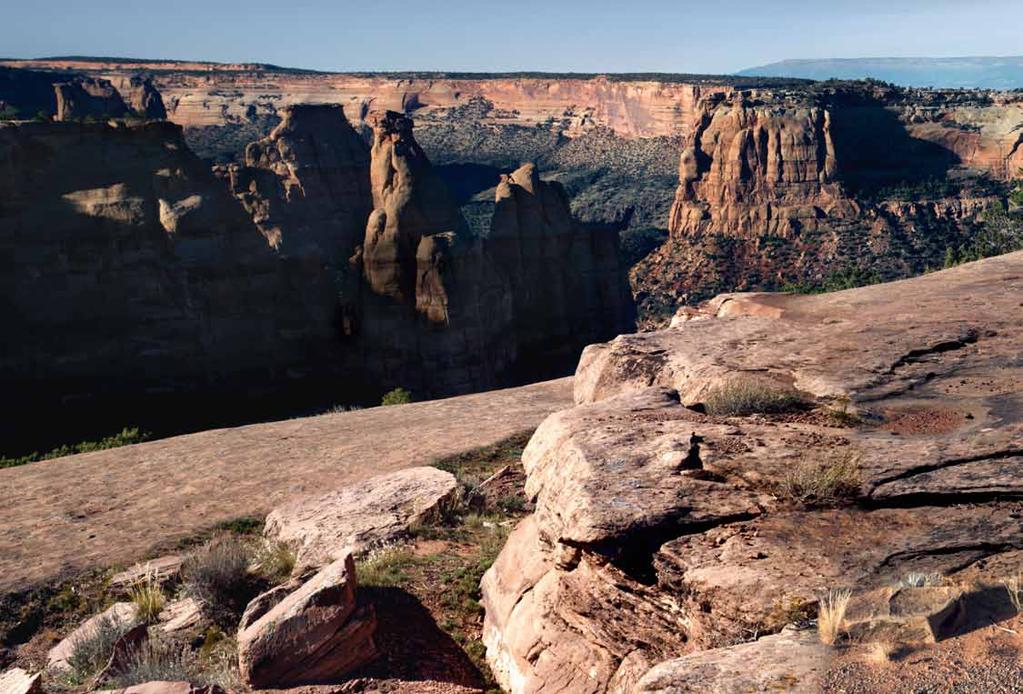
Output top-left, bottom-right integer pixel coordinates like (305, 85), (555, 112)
(739, 56), (1023, 89)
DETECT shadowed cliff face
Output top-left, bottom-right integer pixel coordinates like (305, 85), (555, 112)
(224, 103), (372, 263)
(0, 120), (342, 450)
(0, 107), (634, 451)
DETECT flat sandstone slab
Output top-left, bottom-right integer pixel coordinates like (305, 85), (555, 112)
(0, 377), (572, 593)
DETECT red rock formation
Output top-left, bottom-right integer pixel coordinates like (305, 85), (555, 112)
(363, 111), (467, 303)
(224, 103), (371, 261)
(53, 77), (131, 121)
(0, 119), (340, 447)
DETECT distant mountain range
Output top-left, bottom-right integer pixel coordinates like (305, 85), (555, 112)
(738, 56), (1023, 90)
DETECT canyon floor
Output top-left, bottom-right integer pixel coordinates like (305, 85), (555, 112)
(0, 378), (571, 594)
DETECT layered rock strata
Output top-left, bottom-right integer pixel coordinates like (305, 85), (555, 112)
(482, 251), (1023, 692)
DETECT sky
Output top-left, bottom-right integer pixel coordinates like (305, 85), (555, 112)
(3, 0), (1022, 74)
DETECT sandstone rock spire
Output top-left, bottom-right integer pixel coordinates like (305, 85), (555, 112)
(362, 110), (468, 303)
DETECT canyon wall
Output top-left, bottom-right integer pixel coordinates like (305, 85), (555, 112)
(632, 86), (1023, 320)
(0, 119), (342, 448)
(1, 107), (635, 449)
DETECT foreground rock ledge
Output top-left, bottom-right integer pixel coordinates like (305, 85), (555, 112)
(482, 252), (1023, 693)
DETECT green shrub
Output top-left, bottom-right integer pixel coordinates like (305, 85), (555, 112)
(703, 379), (805, 416)
(356, 547), (416, 587)
(182, 538), (257, 626)
(381, 387), (413, 406)
(1, 427), (150, 469)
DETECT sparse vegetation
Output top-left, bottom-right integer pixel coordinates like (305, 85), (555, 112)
(127, 569), (166, 624)
(780, 451), (861, 506)
(817, 588), (852, 645)
(898, 572), (943, 589)
(181, 537), (257, 627)
(703, 378), (805, 417)
(827, 396), (864, 427)
(61, 614), (131, 686)
(381, 387), (413, 406)
(356, 546), (418, 588)
(253, 541), (297, 583)
(1, 427), (150, 469)
(1004, 570), (1023, 612)
(108, 638), (199, 687)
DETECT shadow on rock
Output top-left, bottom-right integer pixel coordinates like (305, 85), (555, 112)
(353, 586), (487, 689)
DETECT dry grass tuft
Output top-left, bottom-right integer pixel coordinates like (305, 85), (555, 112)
(863, 640), (895, 664)
(703, 378), (805, 417)
(781, 451), (861, 506)
(127, 568), (166, 624)
(109, 638), (199, 687)
(1004, 570), (1023, 612)
(182, 537), (257, 626)
(253, 541), (297, 584)
(818, 588), (852, 645)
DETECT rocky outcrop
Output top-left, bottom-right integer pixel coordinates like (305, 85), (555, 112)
(0, 119), (340, 449)
(363, 111), (468, 302)
(492, 163), (636, 377)
(54, 77), (131, 121)
(481, 251), (1023, 692)
(237, 554), (377, 688)
(635, 86), (1023, 319)
(225, 104), (371, 259)
(48, 602), (139, 671)
(115, 76), (167, 120)
(264, 466), (458, 569)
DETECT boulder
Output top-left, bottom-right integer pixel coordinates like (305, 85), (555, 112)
(237, 554), (377, 688)
(264, 466), (458, 569)
(111, 555), (184, 592)
(635, 627), (829, 693)
(238, 577), (304, 631)
(158, 597), (205, 635)
(47, 602), (138, 671)
(0, 668), (42, 694)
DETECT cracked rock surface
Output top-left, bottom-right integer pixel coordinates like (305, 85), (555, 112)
(481, 251), (1023, 693)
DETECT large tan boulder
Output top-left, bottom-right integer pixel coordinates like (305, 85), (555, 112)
(0, 668), (42, 694)
(237, 554), (377, 688)
(264, 466), (458, 569)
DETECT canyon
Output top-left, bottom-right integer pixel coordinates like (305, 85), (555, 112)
(6, 59), (1020, 321)
(0, 95), (633, 452)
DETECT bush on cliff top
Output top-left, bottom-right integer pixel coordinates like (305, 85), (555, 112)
(703, 379), (805, 417)
(381, 388), (413, 406)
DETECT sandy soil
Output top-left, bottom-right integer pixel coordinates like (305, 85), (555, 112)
(0, 378), (572, 594)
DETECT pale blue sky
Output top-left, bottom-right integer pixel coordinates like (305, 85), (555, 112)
(3, 0), (1021, 74)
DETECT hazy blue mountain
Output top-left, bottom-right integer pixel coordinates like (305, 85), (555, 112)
(738, 56), (1023, 89)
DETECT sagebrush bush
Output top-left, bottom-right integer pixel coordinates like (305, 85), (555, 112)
(109, 638), (200, 687)
(253, 541), (297, 583)
(182, 537), (257, 626)
(63, 614), (131, 685)
(703, 379), (804, 416)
